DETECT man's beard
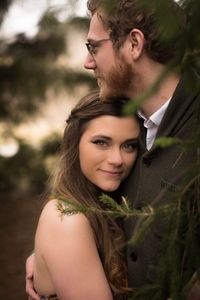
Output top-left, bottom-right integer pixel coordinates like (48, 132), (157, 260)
(99, 56), (136, 101)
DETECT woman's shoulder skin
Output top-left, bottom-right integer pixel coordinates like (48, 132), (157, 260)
(34, 199), (113, 300)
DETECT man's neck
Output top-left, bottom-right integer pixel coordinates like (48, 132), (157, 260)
(131, 59), (180, 118)
(142, 72), (180, 118)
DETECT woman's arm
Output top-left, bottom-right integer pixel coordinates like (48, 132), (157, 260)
(34, 200), (113, 300)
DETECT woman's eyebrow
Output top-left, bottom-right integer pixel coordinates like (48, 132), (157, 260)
(91, 135), (111, 140)
(125, 138), (139, 142)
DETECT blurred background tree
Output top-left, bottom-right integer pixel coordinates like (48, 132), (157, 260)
(0, 0), (96, 194)
(0, 1), (96, 299)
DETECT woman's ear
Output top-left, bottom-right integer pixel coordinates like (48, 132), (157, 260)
(128, 28), (145, 60)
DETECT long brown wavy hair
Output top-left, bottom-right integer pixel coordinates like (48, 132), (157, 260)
(52, 91), (135, 299)
(87, 0), (186, 64)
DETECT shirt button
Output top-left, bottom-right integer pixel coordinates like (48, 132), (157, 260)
(130, 251), (138, 262)
(143, 157), (151, 166)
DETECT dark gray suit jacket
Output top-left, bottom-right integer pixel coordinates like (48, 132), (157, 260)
(122, 71), (200, 290)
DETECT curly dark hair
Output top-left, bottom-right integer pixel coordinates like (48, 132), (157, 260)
(87, 0), (186, 64)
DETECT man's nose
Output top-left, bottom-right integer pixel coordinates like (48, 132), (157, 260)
(84, 53), (96, 69)
(107, 148), (123, 166)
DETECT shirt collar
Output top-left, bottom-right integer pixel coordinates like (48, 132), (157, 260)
(138, 98), (171, 127)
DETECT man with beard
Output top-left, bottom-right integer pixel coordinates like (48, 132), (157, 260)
(26, 0), (200, 299)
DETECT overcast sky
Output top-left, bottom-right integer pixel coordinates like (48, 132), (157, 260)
(0, 0), (87, 39)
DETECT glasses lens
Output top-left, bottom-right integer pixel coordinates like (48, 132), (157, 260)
(86, 39), (110, 56)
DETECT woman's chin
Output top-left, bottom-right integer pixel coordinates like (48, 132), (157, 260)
(100, 183), (120, 193)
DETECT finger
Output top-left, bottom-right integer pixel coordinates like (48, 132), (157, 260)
(26, 287), (40, 300)
(26, 289), (40, 300)
(26, 274), (33, 280)
(26, 280), (40, 300)
(26, 253), (35, 275)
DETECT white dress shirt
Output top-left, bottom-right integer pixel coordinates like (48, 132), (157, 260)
(138, 98), (171, 150)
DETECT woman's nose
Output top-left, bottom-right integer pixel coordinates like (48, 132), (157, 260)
(107, 149), (123, 166)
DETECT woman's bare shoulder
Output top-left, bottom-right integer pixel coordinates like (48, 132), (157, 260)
(38, 199), (91, 235)
(36, 199), (95, 262)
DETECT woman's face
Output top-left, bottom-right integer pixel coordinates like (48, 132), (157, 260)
(79, 115), (139, 192)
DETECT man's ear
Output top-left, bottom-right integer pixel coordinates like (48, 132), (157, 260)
(128, 28), (145, 60)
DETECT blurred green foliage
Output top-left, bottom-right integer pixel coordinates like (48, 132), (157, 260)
(0, 133), (61, 193)
(0, 10), (95, 123)
(0, 1), (96, 194)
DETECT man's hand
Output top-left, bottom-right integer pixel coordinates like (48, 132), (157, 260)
(25, 253), (40, 300)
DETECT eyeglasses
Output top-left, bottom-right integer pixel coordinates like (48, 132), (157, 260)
(85, 38), (110, 57)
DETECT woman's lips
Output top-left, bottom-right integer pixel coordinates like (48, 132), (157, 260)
(99, 169), (123, 178)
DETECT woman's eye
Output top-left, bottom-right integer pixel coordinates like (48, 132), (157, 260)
(92, 140), (107, 146)
(123, 141), (138, 152)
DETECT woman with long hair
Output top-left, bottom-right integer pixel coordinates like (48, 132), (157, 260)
(32, 91), (139, 300)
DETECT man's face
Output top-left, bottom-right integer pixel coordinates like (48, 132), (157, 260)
(84, 13), (135, 99)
